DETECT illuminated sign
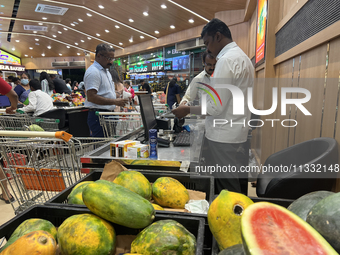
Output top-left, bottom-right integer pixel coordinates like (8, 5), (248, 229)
(0, 49), (21, 65)
(129, 61), (164, 73)
(164, 61), (172, 71)
(0, 65), (25, 71)
(255, 0), (267, 65)
(36, 69), (59, 74)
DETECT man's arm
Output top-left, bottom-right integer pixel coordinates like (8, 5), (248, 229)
(176, 94), (181, 104)
(22, 93), (37, 113)
(5, 89), (18, 114)
(180, 76), (201, 105)
(87, 89), (128, 107)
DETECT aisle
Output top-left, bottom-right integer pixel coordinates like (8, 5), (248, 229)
(0, 202), (15, 226)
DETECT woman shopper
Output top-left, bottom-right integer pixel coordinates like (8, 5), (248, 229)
(14, 72), (31, 103)
(39, 71), (55, 96)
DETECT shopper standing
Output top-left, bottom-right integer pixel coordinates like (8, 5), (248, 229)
(51, 74), (71, 94)
(172, 18), (254, 193)
(84, 43), (128, 137)
(164, 77), (181, 109)
(14, 72), (31, 103)
(65, 78), (72, 93)
(39, 71), (55, 96)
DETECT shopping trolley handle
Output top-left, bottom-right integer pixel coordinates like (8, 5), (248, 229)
(0, 130), (73, 142)
(95, 111), (140, 116)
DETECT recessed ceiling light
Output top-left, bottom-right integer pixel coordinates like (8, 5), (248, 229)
(15, 40), (19, 42)
(129, 38), (133, 42)
(87, 37), (91, 40)
(29, 47), (33, 50)
(73, 22), (78, 25)
(105, 29), (109, 33)
(80, 40), (84, 42)
(71, 23), (75, 26)
(155, 30), (159, 34)
(115, 25), (120, 29)
(52, 35), (57, 38)
(143, 12), (149, 16)
(35, 43), (40, 45)
(47, 46), (51, 49)
(33, 31), (37, 33)
(170, 25), (175, 29)
(161, 4), (167, 9)
(42, 17), (47, 20)
(129, 19), (134, 22)
(98, 5), (104, 9)
(189, 19), (194, 23)
(59, 53), (62, 56)
(110, 45), (113, 48)
(119, 42), (123, 45)
(12, 47), (15, 50)
(87, 13), (92, 17)
(0, 5), (4, 7)
(96, 33), (100, 36)
(140, 36), (144, 39)
(75, 42), (78, 45)
(42, 53), (45, 57)
(38, 22), (43, 25)
(35, 38), (39, 41)
(58, 31), (62, 34)
(78, 19), (83, 22)
(77, 53), (81, 55)
(25, 54), (28, 57)
(63, 27), (68, 30)
(66, 46), (70, 48)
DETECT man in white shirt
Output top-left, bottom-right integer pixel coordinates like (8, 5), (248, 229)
(173, 18), (254, 193)
(180, 52), (216, 106)
(22, 79), (54, 117)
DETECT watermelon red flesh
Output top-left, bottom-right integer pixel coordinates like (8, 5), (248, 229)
(242, 203), (338, 255)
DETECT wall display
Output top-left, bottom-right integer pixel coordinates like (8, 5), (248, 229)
(128, 61), (164, 73)
(255, 0), (268, 65)
(172, 55), (189, 71)
(164, 61), (172, 71)
(0, 65), (25, 71)
(0, 49), (21, 65)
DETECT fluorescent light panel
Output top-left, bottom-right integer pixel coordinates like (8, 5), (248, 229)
(167, 0), (209, 22)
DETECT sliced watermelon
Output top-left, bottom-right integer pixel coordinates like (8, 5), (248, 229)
(241, 202), (338, 255)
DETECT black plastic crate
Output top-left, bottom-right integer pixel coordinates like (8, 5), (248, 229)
(0, 205), (205, 255)
(45, 170), (214, 206)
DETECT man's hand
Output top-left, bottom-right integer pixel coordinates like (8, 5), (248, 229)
(180, 101), (187, 106)
(5, 106), (16, 114)
(114, 98), (129, 107)
(172, 105), (190, 119)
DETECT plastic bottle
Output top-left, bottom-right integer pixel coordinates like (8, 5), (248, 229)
(149, 129), (158, 159)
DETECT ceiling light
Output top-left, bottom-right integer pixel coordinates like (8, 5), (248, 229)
(0, 5), (4, 7)
(80, 40), (84, 42)
(73, 22), (78, 25)
(143, 12), (149, 16)
(25, 55), (28, 57)
(66, 46), (70, 48)
(33, 31), (37, 33)
(98, 5), (104, 9)
(87, 13), (92, 17)
(42, 54), (45, 56)
(129, 38), (133, 42)
(63, 27), (68, 30)
(78, 19), (83, 22)
(29, 47), (33, 50)
(189, 19), (194, 23)
(140, 36), (144, 39)
(87, 37), (91, 40)
(115, 25), (120, 29)
(155, 30), (159, 34)
(119, 42), (123, 45)
(15, 40), (19, 42)
(35, 38), (39, 41)
(77, 53), (81, 55)
(12, 47), (15, 50)
(42, 17), (47, 20)
(124, 60), (126, 62)
(105, 29), (109, 33)
(71, 23), (75, 26)
(168, 0), (209, 22)
(110, 45), (113, 48)
(47, 46), (51, 49)
(170, 25), (175, 29)
(96, 33), (100, 36)
(59, 53), (62, 56)
(129, 19), (134, 22)
(52, 35), (57, 38)
(38, 22), (43, 25)
(161, 4), (167, 9)
(75, 42), (79, 45)
(35, 43), (40, 45)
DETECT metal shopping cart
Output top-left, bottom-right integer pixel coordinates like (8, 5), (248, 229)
(0, 130), (85, 214)
(96, 111), (141, 138)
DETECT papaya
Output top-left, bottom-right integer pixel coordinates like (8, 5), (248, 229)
(287, 190), (334, 221)
(57, 213), (116, 255)
(0, 230), (56, 255)
(307, 192), (340, 252)
(131, 219), (196, 255)
(218, 244), (245, 255)
(242, 202), (338, 255)
(152, 203), (164, 210)
(208, 190), (253, 250)
(113, 171), (152, 200)
(83, 180), (155, 229)
(152, 177), (189, 209)
(1, 218), (57, 251)
(67, 181), (93, 205)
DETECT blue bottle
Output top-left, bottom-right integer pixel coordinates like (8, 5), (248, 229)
(149, 129), (158, 159)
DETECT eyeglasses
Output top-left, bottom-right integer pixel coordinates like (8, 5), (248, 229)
(100, 54), (115, 62)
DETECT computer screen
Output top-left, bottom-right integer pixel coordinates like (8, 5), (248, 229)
(0, 95), (11, 107)
(138, 94), (157, 141)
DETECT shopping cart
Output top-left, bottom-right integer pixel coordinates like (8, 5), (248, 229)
(0, 130), (85, 214)
(0, 109), (59, 131)
(96, 111), (141, 138)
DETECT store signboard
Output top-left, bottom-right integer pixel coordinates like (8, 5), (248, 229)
(0, 49), (21, 65)
(36, 69), (59, 74)
(0, 65), (25, 71)
(128, 61), (164, 73)
(164, 61), (172, 71)
(255, 0), (268, 65)
(165, 46), (189, 58)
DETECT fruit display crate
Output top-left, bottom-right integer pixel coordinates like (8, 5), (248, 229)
(45, 170), (215, 206)
(0, 205), (206, 255)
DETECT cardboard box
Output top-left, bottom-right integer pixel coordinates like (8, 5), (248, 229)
(118, 140), (140, 158)
(137, 144), (149, 158)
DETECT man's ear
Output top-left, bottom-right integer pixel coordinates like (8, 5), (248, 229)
(215, 32), (222, 43)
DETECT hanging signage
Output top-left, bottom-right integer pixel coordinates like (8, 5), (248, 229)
(128, 61), (164, 73)
(164, 61), (172, 71)
(0, 49), (21, 65)
(165, 46), (189, 58)
(0, 65), (25, 71)
(255, 0), (268, 65)
(36, 69), (59, 74)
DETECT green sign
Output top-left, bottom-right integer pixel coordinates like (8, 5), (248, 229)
(165, 46), (189, 58)
(128, 61), (164, 73)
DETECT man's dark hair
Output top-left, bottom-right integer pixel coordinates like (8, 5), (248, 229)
(95, 43), (115, 57)
(169, 77), (177, 88)
(202, 51), (214, 63)
(29, 79), (42, 90)
(50, 74), (57, 79)
(65, 78), (71, 84)
(12, 77), (19, 82)
(139, 80), (144, 84)
(124, 80), (131, 86)
(8, 76), (14, 81)
(201, 18), (232, 40)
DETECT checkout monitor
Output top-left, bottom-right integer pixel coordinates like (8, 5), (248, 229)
(138, 94), (157, 141)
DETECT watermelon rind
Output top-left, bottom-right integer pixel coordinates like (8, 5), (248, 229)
(241, 202), (338, 255)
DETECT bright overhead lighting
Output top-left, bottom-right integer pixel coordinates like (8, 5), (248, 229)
(35, 43), (40, 45)
(155, 30), (159, 34)
(124, 60), (126, 62)
(71, 23), (75, 26)
(33, 31), (37, 33)
(98, 5), (104, 9)
(161, 4), (167, 9)
(110, 45), (113, 48)
(73, 22), (79, 25)
(47, 46), (51, 49)
(129, 19), (134, 22)
(29, 47), (33, 50)
(140, 36), (144, 39)
(38, 22), (43, 25)
(105, 29), (109, 33)
(78, 19), (83, 22)
(86, 13), (92, 17)
(25, 54), (28, 57)
(143, 12), (149, 16)
(42, 17), (47, 20)
(15, 40), (19, 42)
(35, 38), (39, 41)
(168, 0), (209, 22)
(59, 53), (62, 56)
(115, 25), (120, 29)
(42, 53), (45, 56)
(96, 33), (100, 36)
(0, 5), (4, 7)
(11, 47), (15, 50)
(77, 53), (81, 55)
(119, 42), (123, 45)
(80, 40), (84, 42)
(170, 25), (175, 29)
(129, 38), (133, 42)
(87, 37), (91, 40)
(53, 35), (57, 38)
(189, 19), (194, 23)
(75, 42), (79, 45)
(66, 46), (70, 48)
(63, 27), (68, 30)
(58, 31), (62, 34)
